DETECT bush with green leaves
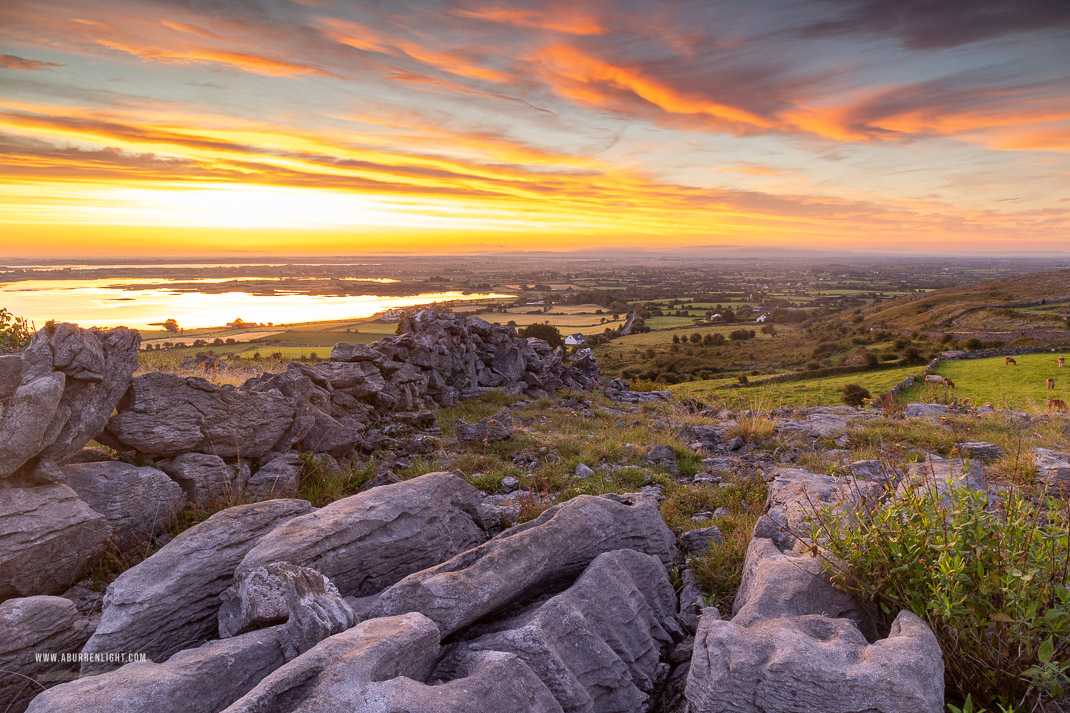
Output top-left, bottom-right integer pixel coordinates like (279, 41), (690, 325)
(0, 307), (32, 351)
(517, 321), (563, 349)
(810, 479), (1070, 711)
(841, 382), (871, 406)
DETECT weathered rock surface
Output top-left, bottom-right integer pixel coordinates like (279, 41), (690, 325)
(105, 372), (297, 459)
(680, 525), (724, 555)
(218, 562), (357, 659)
(221, 613), (562, 713)
(238, 472), (487, 598)
(246, 453), (303, 498)
(371, 493), (676, 635)
(446, 549), (682, 713)
(0, 484), (110, 599)
(1033, 447), (1070, 490)
(775, 412), (852, 440)
(957, 441), (1004, 460)
(0, 596), (92, 713)
(81, 499), (313, 673)
(903, 403), (950, 419)
(897, 457), (987, 504)
(765, 468), (880, 537)
(732, 537), (870, 635)
(1, 324), (140, 484)
(456, 411), (513, 442)
(645, 444), (678, 473)
(158, 452), (246, 505)
(28, 627), (287, 713)
(62, 461), (185, 547)
(686, 610), (944, 713)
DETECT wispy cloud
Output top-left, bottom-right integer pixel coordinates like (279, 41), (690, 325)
(0, 54), (64, 71)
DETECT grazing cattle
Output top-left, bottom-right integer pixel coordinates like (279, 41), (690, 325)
(942, 377), (955, 388)
(1005, 356), (1017, 365)
(1049, 398), (1069, 412)
(1060, 357), (1065, 368)
(1047, 377), (1056, 390)
(924, 374), (944, 385)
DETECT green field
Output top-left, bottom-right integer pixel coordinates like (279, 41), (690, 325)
(671, 364), (922, 409)
(905, 352), (1070, 410)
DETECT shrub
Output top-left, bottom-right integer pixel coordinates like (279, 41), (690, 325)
(518, 322), (563, 349)
(863, 351), (880, 368)
(841, 382), (871, 406)
(812, 482), (1070, 711)
(0, 307), (32, 351)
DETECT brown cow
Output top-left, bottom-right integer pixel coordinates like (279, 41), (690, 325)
(1049, 398), (1068, 412)
(1047, 377), (1056, 390)
(1005, 356), (1017, 365)
(1060, 357), (1065, 368)
(942, 377), (955, 388)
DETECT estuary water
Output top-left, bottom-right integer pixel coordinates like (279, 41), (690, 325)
(0, 276), (509, 331)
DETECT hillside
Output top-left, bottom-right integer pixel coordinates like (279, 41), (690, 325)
(860, 269), (1070, 341)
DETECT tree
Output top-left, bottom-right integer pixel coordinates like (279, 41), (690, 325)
(162, 318), (179, 333)
(518, 322), (563, 349)
(690, 332), (702, 344)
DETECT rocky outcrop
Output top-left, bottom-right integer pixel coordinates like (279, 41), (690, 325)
(221, 613), (562, 713)
(0, 484), (110, 599)
(218, 562), (357, 659)
(765, 467), (880, 537)
(732, 537), (870, 635)
(1033, 447), (1070, 490)
(81, 499), (313, 673)
(1, 324), (140, 484)
(0, 596), (92, 713)
(62, 461), (185, 547)
(455, 411), (513, 442)
(158, 452), (247, 505)
(444, 549), (682, 713)
(27, 627), (288, 713)
(104, 372), (298, 459)
(371, 493), (676, 636)
(246, 453), (302, 498)
(237, 472), (488, 598)
(686, 611), (944, 713)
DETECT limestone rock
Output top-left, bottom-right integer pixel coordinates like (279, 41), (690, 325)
(1033, 448), (1070, 491)
(447, 549), (682, 713)
(680, 525), (724, 555)
(159, 452), (246, 505)
(776, 413), (851, 440)
(81, 499), (312, 674)
(957, 441), (1004, 460)
(371, 493), (676, 636)
(0, 596), (92, 713)
(732, 537), (870, 635)
(645, 444), (679, 473)
(27, 627), (287, 713)
(223, 612), (562, 713)
(903, 403), (950, 420)
(238, 472), (487, 598)
(765, 468), (880, 536)
(0, 484), (110, 600)
(246, 453), (303, 498)
(0, 353), (21, 399)
(456, 411), (513, 442)
(104, 372), (296, 459)
(62, 461), (186, 547)
(685, 611), (944, 713)
(218, 562), (357, 659)
(0, 372), (65, 480)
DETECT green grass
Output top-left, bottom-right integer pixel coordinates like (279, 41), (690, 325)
(671, 364), (923, 409)
(902, 352), (1070, 411)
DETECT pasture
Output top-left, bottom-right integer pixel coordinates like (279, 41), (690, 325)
(907, 352), (1070, 410)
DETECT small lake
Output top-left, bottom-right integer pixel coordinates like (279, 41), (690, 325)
(0, 277), (510, 331)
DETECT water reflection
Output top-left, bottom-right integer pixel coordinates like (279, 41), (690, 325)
(0, 279), (508, 330)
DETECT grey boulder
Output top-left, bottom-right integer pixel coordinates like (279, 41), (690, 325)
(447, 549), (682, 713)
(686, 610), (944, 713)
(0, 484), (110, 599)
(221, 612), (562, 713)
(0, 372), (65, 480)
(105, 372), (296, 458)
(1033, 448), (1070, 490)
(246, 453), (303, 498)
(218, 562), (357, 660)
(81, 499), (312, 673)
(27, 627), (287, 713)
(0, 596), (92, 713)
(371, 493), (676, 636)
(158, 452), (246, 505)
(765, 468), (880, 536)
(455, 411), (513, 442)
(62, 461), (186, 547)
(238, 472), (487, 598)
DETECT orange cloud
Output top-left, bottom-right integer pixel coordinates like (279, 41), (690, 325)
(96, 40), (339, 78)
(453, 6), (606, 35)
(160, 20), (225, 41)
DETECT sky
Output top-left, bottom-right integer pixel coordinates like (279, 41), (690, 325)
(1, 0), (1068, 257)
